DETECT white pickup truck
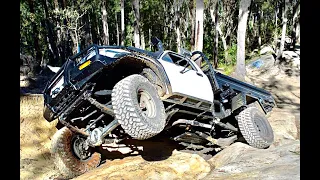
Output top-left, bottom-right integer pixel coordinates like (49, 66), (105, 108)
(43, 37), (276, 178)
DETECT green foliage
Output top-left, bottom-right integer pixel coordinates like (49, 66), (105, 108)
(20, 0), (299, 73)
(226, 43), (237, 65)
(217, 63), (235, 75)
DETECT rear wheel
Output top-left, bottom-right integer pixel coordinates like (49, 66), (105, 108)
(112, 74), (166, 140)
(51, 127), (101, 178)
(237, 107), (274, 149)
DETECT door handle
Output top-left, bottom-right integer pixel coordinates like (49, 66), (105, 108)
(196, 72), (203, 77)
(180, 69), (186, 74)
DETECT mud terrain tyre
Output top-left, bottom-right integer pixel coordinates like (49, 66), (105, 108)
(51, 127), (101, 178)
(237, 106), (274, 149)
(141, 68), (166, 97)
(112, 74), (166, 140)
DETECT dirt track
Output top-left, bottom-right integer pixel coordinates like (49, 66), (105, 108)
(20, 95), (60, 180)
(20, 63), (300, 180)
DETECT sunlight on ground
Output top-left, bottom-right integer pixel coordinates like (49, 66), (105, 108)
(20, 95), (60, 180)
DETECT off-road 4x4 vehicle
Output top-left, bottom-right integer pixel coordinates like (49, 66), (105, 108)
(43, 37), (276, 177)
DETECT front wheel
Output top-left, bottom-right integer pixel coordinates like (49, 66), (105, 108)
(51, 127), (101, 178)
(237, 106), (274, 149)
(111, 74), (166, 140)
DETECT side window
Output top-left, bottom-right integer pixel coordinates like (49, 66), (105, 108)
(169, 53), (197, 71)
(161, 53), (174, 63)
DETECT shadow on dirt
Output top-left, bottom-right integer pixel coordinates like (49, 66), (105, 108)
(251, 75), (300, 113)
(98, 134), (188, 164)
(96, 131), (222, 167)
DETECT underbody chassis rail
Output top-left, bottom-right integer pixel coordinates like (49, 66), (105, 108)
(59, 90), (119, 139)
(58, 89), (239, 148)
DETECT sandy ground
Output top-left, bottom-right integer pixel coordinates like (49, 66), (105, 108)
(20, 95), (60, 180)
(20, 63), (300, 180)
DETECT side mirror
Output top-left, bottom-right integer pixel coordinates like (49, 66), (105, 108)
(151, 37), (164, 52)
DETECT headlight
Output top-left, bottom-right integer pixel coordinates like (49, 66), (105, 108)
(50, 77), (65, 98)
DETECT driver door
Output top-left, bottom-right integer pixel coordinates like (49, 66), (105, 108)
(158, 51), (213, 103)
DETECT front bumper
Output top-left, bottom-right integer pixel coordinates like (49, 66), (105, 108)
(43, 104), (55, 122)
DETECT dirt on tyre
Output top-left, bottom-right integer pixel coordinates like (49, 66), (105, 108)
(112, 74), (166, 140)
(237, 106), (274, 149)
(51, 127), (101, 178)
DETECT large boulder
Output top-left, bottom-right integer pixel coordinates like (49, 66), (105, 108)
(73, 150), (211, 180)
(247, 54), (275, 70)
(268, 108), (300, 147)
(206, 141), (300, 180)
(260, 45), (275, 55)
(246, 54), (280, 79)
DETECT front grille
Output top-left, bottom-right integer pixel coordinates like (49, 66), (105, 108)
(56, 91), (78, 112)
(52, 83), (93, 119)
(53, 90), (79, 116)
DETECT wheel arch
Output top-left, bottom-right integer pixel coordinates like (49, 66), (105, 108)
(93, 54), (172, 97)
(231, 92), (267, 115)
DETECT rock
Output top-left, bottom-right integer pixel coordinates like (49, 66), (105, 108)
(260, 45), (275, 55)
(281, 51), (300, 69)
(206, 141), (300, 180)
(20, 80), (31, 88)
(282, 51), (299, 59)
(267, 108), (299, 147)
(244, 75), (254, 85)
(207, 142), (255, 169)
(247, 54), (275, 70)
(73, 150), (211, 180)
(20, 65), (32, 75)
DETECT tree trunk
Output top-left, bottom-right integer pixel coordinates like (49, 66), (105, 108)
(70, 31), (78, 54)
(235, 0), (251, 80)
(194, 0), (204, 67)
(41, 0), (59, 64)
(176, 26), (181, 53)
(175, 0), (181, 53)
(90, 10), (98, 44)
(214, 1), (219, 68)
(141, 30), (145, 49)
(101, 0), (109, 45)
(210, 9), (228, 63)
(258, 10), (262, 47)
(189, 0), (195, 51)
(296, 18), (300, 44)
(121, 0), (125, 45)
(291, 1), (300, 50)
(195, 0), (204, 51)
(274, 1), (278, 49)
(27, 0), (42, 70)
(84, 14), (92, 46)
(149, 28), (151, 50)
(53, 0), (63, 62)
(97, 22), (101, 44)
(276, 0), (289, 61)
(132, 0), (140, 48)
(116, 12), (119, 46)
(164, 2), (168, 46)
